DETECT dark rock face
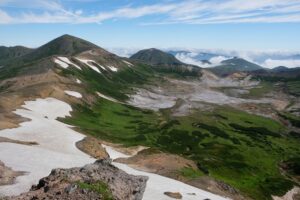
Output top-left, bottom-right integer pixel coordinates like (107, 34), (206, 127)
(7, 159), (148, 200)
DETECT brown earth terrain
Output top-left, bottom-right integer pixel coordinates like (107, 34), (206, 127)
(76, 137), (109, 159)
(0, 136), (38, 146)
(115, 148), (248, 200)
(0, 161), (24, 186)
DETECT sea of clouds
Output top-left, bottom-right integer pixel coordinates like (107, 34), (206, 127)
(109, 47), (300, 69)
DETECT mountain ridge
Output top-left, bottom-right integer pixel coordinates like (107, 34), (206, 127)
(208, 57), (263, 76)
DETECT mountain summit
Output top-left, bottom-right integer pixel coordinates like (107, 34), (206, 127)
(130, 48), (201, 76)
(130, 48), (185, 67)
(209, 57), (263, 76)
(23, 34), (100, 62)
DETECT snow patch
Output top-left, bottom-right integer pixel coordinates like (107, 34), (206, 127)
(57, 57), (81, 70)
(90, 65), (101, 73)
(96, 92), (118, 103)
(123, 60), (134, 67)
(107, 65), (118, 72)
(64, 90), (82, 98)
(0, 98), (94, 196)
(75, 58), (102, 73)
(103, 145), (228, 200)
(76, 79), (82, 84)
(54, 58), (68, 69)
(97, 64), (107, 71)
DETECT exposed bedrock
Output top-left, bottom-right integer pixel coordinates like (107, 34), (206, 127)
(6, 159), (148, 200)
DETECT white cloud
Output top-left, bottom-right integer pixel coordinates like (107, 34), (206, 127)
(175, 52), (205, 66)
(262, 59), (300, 68)
(1, 0), (300, 24)
(175, 52), (228, 68)
(106, 47), (300, 68)
(0, 9), (12, 24)
(108, 47), (140, 58)
(209, 56), (228, 65)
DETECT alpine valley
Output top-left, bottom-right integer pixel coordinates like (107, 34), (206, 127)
(0, 35), (300, 200)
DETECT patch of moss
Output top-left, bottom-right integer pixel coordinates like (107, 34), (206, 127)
(77, 181), (113, 200)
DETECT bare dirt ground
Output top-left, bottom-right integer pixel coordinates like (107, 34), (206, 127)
(0, 136), (38, 146)
(76, 137), (109, 159)
(0, 161), (24, 186)
(115, 147), (248, 200)
(115, 148), (198, 174)
(128, 71), (293, 120)
(0, 69), (98, 130)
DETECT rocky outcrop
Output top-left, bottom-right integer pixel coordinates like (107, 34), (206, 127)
(6, 159), (148, 200)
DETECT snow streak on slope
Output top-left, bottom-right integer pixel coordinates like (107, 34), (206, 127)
(103, 145), (229, 200)
(107, 65), (118, 72)
(57, 57), (81, 70)
(75, 58), (102, 73)
(0, 98), (95, 196)
(64, 90), (82, 98)
(54, 58), (69, 69)
(96, 92), (118, 103)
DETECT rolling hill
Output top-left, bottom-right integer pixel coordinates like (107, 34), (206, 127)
(0, 46), (33, 65)
(130, 48), (202, 76)
(208, 57), (263, 76)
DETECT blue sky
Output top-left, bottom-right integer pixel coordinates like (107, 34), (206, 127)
(0, 0), (300, 51)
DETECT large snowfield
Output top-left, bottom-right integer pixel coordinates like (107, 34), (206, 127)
(0, 97), (228, 200)
(0, 98), (95, 196)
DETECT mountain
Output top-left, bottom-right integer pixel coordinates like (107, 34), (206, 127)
(22, 34), (99, 62)
(1, 35), (300, 200)
(271, 66), (290, 73)
(0, 46), (33, 65)
(208, 57), (263, 76)
(130, 48), (201, 76)
(131, 48), (184, 66)
(250, 66), (300, 80)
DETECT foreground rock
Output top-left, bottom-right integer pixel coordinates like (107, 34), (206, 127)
(0, 161), (24, 186)
(6, 159), (148, 200)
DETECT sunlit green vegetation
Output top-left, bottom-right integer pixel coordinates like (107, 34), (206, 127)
(63, 97), (300, 200)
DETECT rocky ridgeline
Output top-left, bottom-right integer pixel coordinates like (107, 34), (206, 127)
(6, 159), (148, 200)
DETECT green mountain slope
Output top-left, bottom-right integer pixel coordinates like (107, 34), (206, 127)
(131, 48), (184, 66)
(1, 35), (300, 200)
(0, 46), (33, 65)
(209, 57), (263, 76)
(130, 48), (202, 77)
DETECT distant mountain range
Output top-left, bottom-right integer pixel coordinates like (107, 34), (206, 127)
(1, 38), (300, 80)
(1, 35), (300, 200)
(168, 49), (300, 69)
